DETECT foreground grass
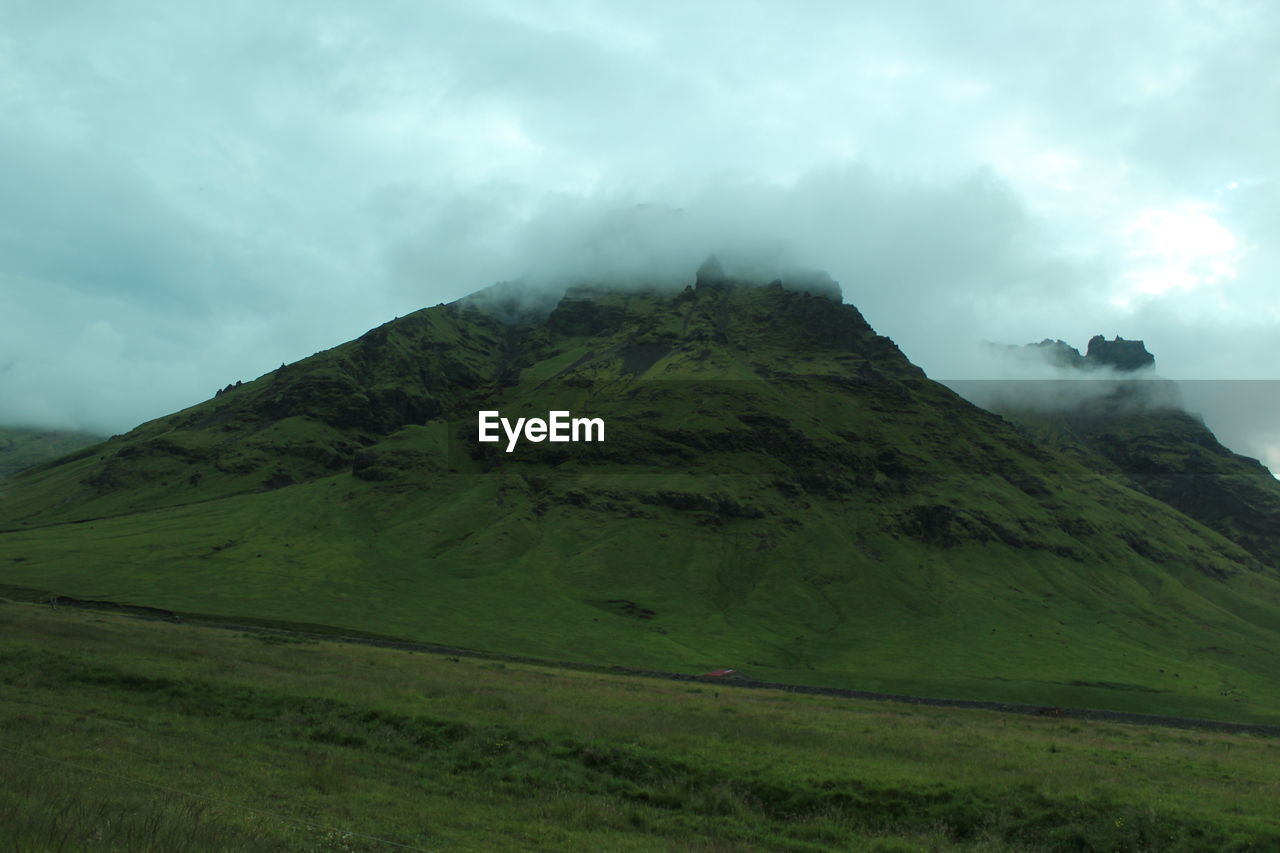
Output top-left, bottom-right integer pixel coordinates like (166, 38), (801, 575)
(1, 603), (1278, 851)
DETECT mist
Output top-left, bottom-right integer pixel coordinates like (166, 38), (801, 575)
(938, 338), (1280, 476)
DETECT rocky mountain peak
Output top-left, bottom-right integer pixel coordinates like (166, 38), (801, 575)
(695, 254), (727, 287)
(1008, 335), (1156, 372)
(1085, 335), (1155, 372)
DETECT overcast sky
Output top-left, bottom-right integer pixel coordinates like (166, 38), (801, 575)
(2, 0), (1278, 464)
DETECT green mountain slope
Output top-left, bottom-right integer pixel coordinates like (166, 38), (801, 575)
(3, 263), (1280, 722)
(0, 426), (104, 478)
(960, 338), (1280, 571)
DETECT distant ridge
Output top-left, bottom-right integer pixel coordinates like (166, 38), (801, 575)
(993, 335), (1155, 372)
(976, 337), (1280, 570)
(0, 426), (104, 478)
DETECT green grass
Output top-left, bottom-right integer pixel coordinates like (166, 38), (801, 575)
(0, 425), (104, 478)
(2, 465), (1280, 725)
(2, 602), (1278, 851)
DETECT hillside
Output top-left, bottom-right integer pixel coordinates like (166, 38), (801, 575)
(959, 338), (1280, 570)
(3, 261), (1280, 721)
(0, 426), (104, 478)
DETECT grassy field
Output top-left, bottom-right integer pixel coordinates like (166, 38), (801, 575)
(2, 602), (1278, 852)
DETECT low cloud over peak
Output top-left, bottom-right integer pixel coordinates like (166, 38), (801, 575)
(2, 1), (1279, 443)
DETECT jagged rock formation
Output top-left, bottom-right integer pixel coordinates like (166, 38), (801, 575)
(1085, 335), (1155, 372)
(1005, 335), (1155, 373)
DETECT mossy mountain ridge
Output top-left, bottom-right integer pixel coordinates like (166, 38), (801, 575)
(4, 264), (1280, 721)
(1, 264), (918, 522)
(977, 339), (1280, 572)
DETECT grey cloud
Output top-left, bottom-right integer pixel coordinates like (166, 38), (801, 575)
(381, 165), (1089, 377)
(0, 0), (1276, 469)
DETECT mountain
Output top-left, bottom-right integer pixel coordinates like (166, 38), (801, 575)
(1004, 335), (1157, 372)
(961, 337), (1280, 570)
(0, 426), (104, 478)
(3, 261), (1280, 722)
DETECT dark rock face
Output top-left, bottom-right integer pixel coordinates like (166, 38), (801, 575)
(693, 255), (842, 301)
(778, 268), (841, 302)
(1009, 335), (1155, 373)
(1023, 339), (1088, 369)
(1085, 335), (1155, 372)
(547, 295), (633, 337)
(695, 255), (727, 287)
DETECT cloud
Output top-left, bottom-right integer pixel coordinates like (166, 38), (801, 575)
(379, 164), (1098, 372)
(0, 0), (1277, 460)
